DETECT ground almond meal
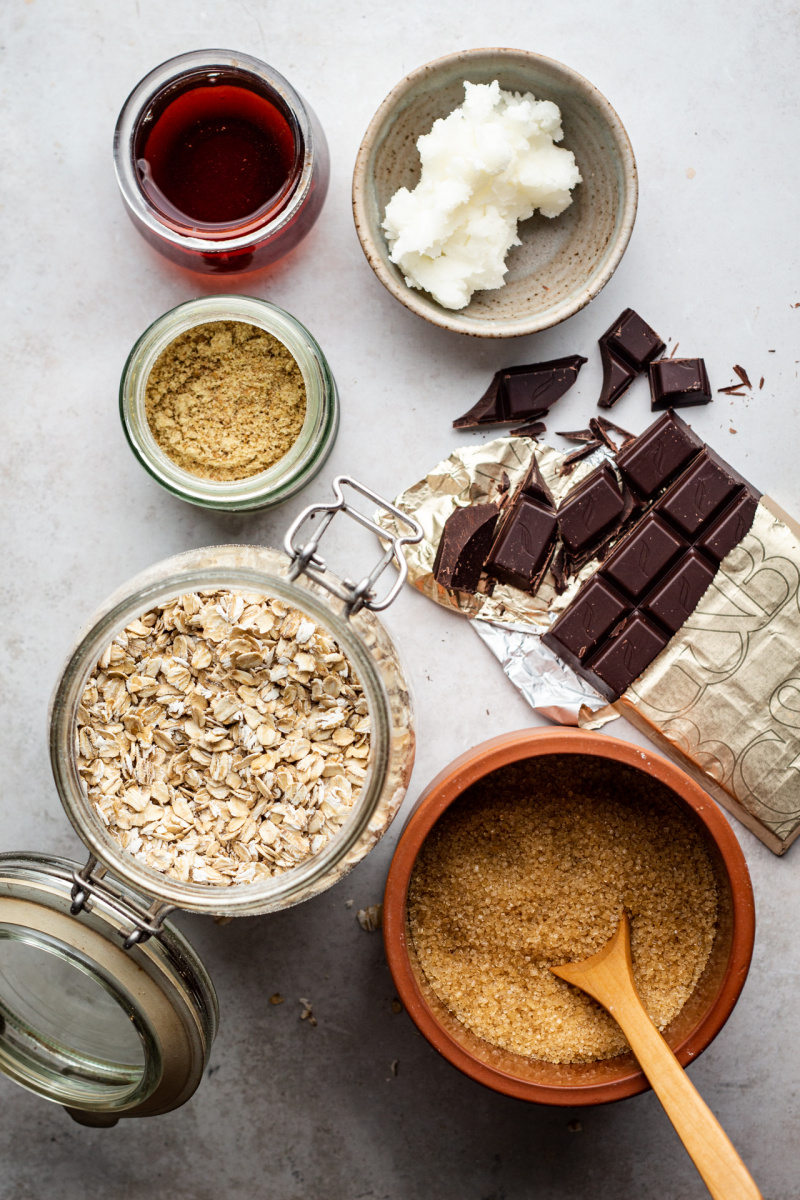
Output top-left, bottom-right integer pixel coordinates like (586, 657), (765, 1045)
(408, 758), (718, 1064)
(145, 320), (307, 481)
(77, 590), (369, 886)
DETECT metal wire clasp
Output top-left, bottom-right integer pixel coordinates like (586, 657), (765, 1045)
(71, 855), (176, 950)
(284, 476), (424, 617)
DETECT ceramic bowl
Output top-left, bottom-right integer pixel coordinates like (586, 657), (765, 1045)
(352, 48), (637, 338)
(383, 729), (754, 1105)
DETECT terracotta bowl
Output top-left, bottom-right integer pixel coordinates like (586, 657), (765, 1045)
(352, 49), (637, 338)
(383, 728), (755, 1105)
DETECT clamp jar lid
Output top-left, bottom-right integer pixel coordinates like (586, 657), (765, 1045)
(0, 480), (421, 1123)
(120, 295), (339, 511)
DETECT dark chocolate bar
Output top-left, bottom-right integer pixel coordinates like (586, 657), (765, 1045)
(432, 503), (499, 593)
(544, 412), (762, 699)
(557, 464), (626, 554)
(453, 356), (586, 429)
(649, 358), (712, 410)
(616, 410), (704, 500)
(485, 496), (558, 592)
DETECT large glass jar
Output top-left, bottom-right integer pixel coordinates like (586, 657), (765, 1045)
(0, 481), (421, 1125)
(113, 50), (329, 274)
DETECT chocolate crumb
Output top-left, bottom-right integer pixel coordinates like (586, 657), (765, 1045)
(555, 429), (596, 443)
(730, 428), (737, 434)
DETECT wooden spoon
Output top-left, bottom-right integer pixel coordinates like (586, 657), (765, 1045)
(551, 913), (761, 1200)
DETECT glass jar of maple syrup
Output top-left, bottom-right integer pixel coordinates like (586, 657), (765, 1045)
(114, 50), (329, 274)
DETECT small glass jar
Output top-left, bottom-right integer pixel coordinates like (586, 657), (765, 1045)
(114, 50), (329, 273)
(0, 482), (421, 1124)
(120, 295), (339, 511)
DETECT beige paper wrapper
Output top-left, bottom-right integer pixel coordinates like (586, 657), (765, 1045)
(621, 499), (800, 854)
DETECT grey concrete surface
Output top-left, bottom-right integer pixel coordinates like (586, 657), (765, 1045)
(1, 0), (798, 1196)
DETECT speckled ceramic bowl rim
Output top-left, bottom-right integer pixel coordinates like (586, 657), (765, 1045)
(383, 728), (755, 1105)
(352, 48), (638, 338)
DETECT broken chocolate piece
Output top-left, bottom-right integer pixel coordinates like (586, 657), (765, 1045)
(519, 458), (555, 508)
(694, 490), (759, 563)
(598, 342), (637, 409)
(656, 449), (742, 539)
(602, 513), (687, 601)
(582, 612), (669, 701)
(432, 503), (499, 593)
(453, 356), (587, 429)
(542, 577), (630, 674)
(649, 358), (712, 410)
(557, 464), (626, 555)
(602, 308), (666, 371)
(616, 410), (704, 500)
(640, 550), (716, 634)
(485, 496), (558, 593)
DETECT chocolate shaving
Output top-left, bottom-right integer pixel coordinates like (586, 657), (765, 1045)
(733, 364), (752, 388)
(718, 384), (747, 395)
(558, 440), (602, 475)
(759, 377), (765, 389)
(510, 420), (547, 439)
(555, 428), (596, 443)
(589, 417), (618, 453)
(595, 415), (636, 449)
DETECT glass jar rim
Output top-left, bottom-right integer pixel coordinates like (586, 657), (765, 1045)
(114, 49), (317, 252)
(119, 295), (339, 511)
(49, 550), (393, 916)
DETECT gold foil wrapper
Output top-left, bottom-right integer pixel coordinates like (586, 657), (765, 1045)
(376, 435), (611, 628)
(621, 499), (800, 854)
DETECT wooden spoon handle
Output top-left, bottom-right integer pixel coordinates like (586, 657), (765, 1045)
(618, 1002), (761, 1200)
(552, 917), (760, 1200)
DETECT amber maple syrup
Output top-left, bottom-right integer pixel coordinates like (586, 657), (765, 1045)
(135, 71), (301, 232)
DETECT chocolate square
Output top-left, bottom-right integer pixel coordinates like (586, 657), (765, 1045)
(640, 550), (716, 635)
(695, 490), (759, 564)
(657, 449), (741, 539)
(543, 577), (630, 673)
(602, 513), (688, 601)
(650, 358), (712, 410)
(557, 464), (626, 554)
(485, 496), (558, 592)
(602, 308), (666, 371)
(616, 411), (704, 500)
(583, 612), (669, 700)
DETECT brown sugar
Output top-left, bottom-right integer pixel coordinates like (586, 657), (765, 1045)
(145, 320), (306, 481)
(407, 757), (718, 1064)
